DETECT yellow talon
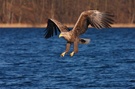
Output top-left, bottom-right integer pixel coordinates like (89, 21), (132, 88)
(61, 52), (66, 57)
(70, 52), (75, 57)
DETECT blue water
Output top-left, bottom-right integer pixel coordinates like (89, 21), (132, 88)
(0, 28), (135, 89)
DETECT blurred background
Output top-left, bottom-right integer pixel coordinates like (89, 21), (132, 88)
(0, 0), (135, 26)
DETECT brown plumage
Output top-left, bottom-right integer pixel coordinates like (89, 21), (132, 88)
(44, 10), (114, 57)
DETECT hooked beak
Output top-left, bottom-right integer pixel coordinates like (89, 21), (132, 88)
(59, 34), (62, 38)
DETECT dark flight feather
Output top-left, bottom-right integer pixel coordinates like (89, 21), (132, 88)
(44, 19), (69, 38)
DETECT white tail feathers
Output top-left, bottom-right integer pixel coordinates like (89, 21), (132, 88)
(79, 38), (91, 44)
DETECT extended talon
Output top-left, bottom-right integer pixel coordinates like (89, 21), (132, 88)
(60, 52), (66, 57)
(70, 52), (75, 57)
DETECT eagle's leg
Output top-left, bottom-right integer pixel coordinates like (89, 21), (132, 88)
(70, 39), (78, 57)
(61, 42), (71, 57)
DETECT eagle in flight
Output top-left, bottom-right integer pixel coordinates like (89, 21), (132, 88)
(44, 10), (114, 57)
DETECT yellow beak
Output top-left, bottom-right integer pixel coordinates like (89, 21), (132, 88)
(59, 34), (62, 38)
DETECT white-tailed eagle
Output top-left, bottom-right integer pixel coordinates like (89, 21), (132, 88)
(44, 10), (114, 57)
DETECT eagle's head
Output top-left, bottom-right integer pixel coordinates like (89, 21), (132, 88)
(59, 32), (71, 41)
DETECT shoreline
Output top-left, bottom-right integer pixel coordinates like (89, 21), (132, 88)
(0, 23), (135, 28)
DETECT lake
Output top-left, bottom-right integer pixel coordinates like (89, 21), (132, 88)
(0, 28), (135, 89)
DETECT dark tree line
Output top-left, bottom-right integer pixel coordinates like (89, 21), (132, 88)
(0, 0), (135, 25)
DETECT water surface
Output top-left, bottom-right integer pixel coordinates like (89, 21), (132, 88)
(0, 28), (135, 89)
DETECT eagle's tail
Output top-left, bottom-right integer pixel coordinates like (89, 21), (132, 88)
(79, 38), (90, 44)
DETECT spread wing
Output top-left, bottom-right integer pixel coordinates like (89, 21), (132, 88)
(44, 19), (69, 38)
(72, 10), (114, 36)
